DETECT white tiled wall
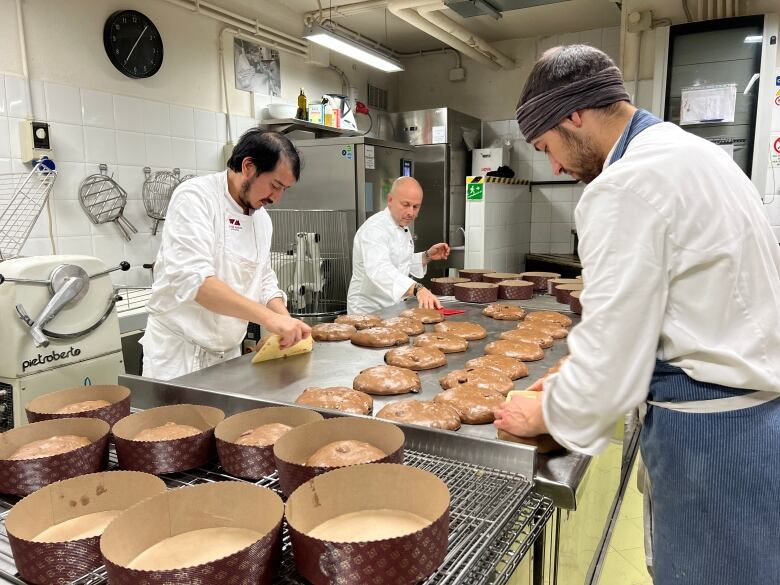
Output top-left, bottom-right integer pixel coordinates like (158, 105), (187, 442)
(465, 184), (531, 271)
(0, 74), (260, 285)
(479, 28), (618, 256)
(480, 120), (584, 255)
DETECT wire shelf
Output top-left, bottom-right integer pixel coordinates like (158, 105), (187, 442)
(113, 287), (153, 314)
(0, 163), (57, 261)
(0, 449), (551, 585)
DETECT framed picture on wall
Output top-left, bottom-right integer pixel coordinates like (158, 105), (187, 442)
(234, 37), (281, 97)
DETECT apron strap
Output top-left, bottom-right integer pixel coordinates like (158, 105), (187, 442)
(648, 390), (779, 414)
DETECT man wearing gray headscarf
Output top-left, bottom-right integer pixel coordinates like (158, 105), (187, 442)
(494, 45), (780, 585)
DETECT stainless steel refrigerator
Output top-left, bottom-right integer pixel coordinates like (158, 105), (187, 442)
(390, 108), (482, 279)
(277, 136), (415, 226)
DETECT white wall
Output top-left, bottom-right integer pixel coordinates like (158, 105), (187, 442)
(0, 0), (398, 283)
(397, 27), (620, 121)
(0, 0), (398, 115)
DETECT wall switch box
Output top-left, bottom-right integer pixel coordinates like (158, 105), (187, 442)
(19, 120), (52, 163)
(449, 67), (466, 82)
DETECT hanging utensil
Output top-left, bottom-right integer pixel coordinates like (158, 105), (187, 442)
(142, 167), (180, 236)
(0, 160), (58, 260)
(78, 164), (137, 241)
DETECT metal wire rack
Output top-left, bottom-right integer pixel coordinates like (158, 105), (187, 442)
(0, 162), (57, 261)
(267, 209), (355, 321)
(0, 449), (551, 585)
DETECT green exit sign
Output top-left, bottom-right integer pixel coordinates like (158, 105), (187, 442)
(467, 183), (484, 201)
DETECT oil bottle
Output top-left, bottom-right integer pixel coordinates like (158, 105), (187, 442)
(296, 88), (308, 121)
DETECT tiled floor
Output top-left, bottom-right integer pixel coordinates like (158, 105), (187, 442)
(598, 462), (653, 585)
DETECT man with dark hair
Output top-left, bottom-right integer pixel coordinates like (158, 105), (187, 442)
(141, 129), (310, 380)
(495, 45), (780, 584)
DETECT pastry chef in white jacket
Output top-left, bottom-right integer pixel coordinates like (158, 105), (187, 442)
(495, 45), (780, 585)
(141, 130), (311, 380)
(347, 176), (450, 314)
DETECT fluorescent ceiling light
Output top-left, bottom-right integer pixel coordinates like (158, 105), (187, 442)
(744, 35), (763, 43)
(304, 24), (404, 73)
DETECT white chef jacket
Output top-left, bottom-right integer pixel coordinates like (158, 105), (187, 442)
(543, 122), (780, 455)
(347, 207), (426, 314)
(140, 171), (285, 378)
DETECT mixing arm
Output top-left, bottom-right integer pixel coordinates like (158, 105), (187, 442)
(2, 261), (130, 348)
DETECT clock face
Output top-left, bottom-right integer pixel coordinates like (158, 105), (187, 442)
(103, 10), (163, 79)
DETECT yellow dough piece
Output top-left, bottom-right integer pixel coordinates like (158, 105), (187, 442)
(505, 389), (541, 402)
(251, 335), (313, 364)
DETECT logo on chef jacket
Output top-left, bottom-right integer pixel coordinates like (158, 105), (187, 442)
(227, 217), (242, 232)
(22, 346), (82, 372)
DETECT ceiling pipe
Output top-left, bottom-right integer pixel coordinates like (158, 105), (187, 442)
(304, 0), (516, 70)
(387, 0), (510, 70)
(304, 0), (390, 23)
(160, 0), (309, 56)
(416, 3), (515, 69)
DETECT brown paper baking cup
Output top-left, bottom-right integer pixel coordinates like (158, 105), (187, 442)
(429, 277), (469, 296)
(112, 404), (225, 475)
(6, 471), (166, 585)
(101, 482), (284, 585)
(454, 282), (499, 303)
(498, 279), (534, 300)
(25, 385), (131, 426)
(483, 272), (523, 284)
(215, 407), (324, 480)
(555, 283), (583, 305)
(0, 418), (110, 496)
(273, 418), (405, 497)
(457, 268), (492, 282)
(286, 464), (449, 585)
(570, 290), (582, 315)
(519, 271), (561, 291)
(546, 278), (581, 295)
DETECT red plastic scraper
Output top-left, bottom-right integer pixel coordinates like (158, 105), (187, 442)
(438, 307), (465, 316)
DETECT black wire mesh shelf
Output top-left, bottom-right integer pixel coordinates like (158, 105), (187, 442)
(0, 449), (552, 585)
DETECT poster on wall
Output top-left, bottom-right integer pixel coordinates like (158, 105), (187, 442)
(234, 38), (281, 97)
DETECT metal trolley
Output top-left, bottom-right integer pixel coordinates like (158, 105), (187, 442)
(267, 209), (355, 324)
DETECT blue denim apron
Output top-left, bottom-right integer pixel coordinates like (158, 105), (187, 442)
(612, 110), (780, 584)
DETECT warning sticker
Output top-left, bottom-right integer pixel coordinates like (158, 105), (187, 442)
(771, 133), (780, 167)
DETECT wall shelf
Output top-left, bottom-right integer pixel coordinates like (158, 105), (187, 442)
(259, 118), (358, 138)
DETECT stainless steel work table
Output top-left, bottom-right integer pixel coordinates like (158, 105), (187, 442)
(117, 295), (634, 585)
(122, 295), (589, 510)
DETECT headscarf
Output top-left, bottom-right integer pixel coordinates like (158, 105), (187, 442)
(516, 66), (630, 142)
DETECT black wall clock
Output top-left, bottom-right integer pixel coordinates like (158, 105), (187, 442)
(103, 10), (164, 79)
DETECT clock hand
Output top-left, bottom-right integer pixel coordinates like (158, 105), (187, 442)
(124, 25), (149, 66)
